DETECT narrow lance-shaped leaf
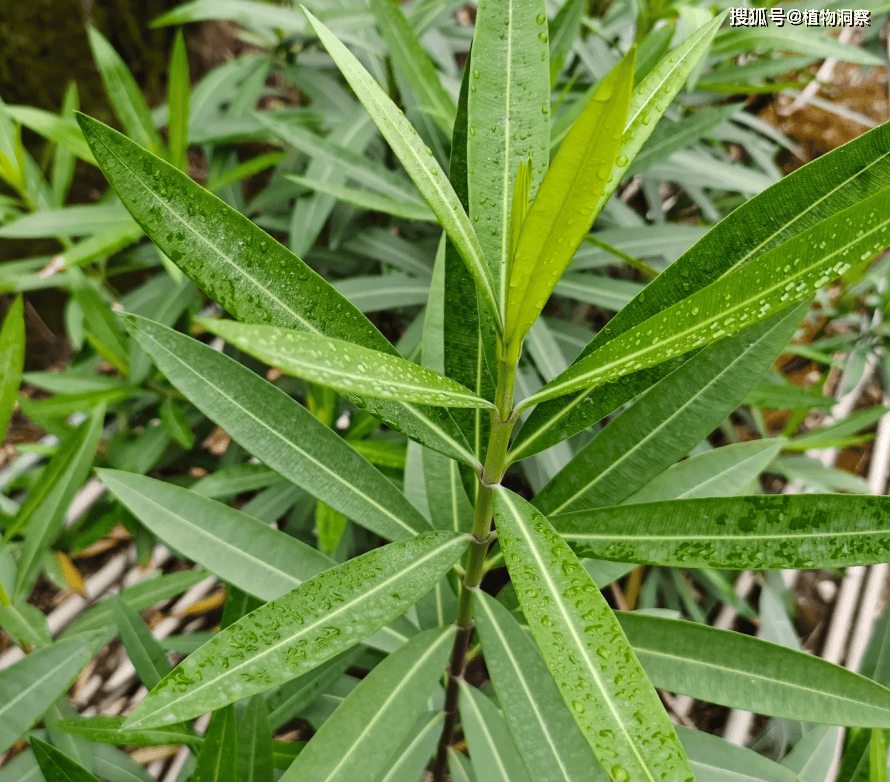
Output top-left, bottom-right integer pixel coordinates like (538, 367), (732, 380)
(519, 186), (890, 410)
(493, 487), (693, 782)
(553, 494), (890, 571)
(86, 27), (164, 155)
(76, 113), (477, 467)
(12, 407), (104, 597)
(459, 684), (534, 782)
(124, 531), (468, 728)
(369, 0), (457, 136)
(110, 596), (171, 690)
(615, 612), (890, 728)
(0, 638), (93, 754)
(191, 706), (238, 782)
(532, 305), (806, 513)
(303, 9), (500, 328)
(167, 30), (190, 172)
(0, 295), (24, 445)
(278, 627), (454, 782)
(444, 53), (497, 465)
(238, 696), (274, 782)
(475, 591), (607, 782)
(123, 315), (430, 541)
(200, 319), (495, 410)
(31, 737), (101, 782)
(468, 0), (550, 316)
(504, 48), (635, 353)
(512, 90), (890, 462)
(375, 712), (444, 782)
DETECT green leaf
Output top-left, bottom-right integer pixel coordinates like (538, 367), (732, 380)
(91, 744), (157, 782)
(520, 187), (890, 410)
(370, 0), (456, 137)
(110, 596), (172, 690)
(0, 295), (24, 445)
(513, 100), (890, 461)
(443, 58), (497, 464)
(158, 398), (194, 449)
(278, 627), (453, 782)
(493, 487), (693, 782)
(374, 712), (443, 782)
(11, 407), (104, 596)
(0, 601), (53, 648)
(52, 716), (197, 748)
(623, 439), (784, 504)
(31, 737), (101, 782)
(871, 729), (888, 782)
(618, 612), (890, 726)
(468, 0), (550, 320)
(475, 592), (607, 782)
(532, 306), (805, 512)
(86, 28), (164, 155)
(676, 727), (798, 782)
(303, 9), (500, 328)
(285, 174), (437, 221)
(77, 113), (476, 467)
(192, 705), (238, 782)
(0, 638), (92, 753)
(70, 270), (130, 375)
(548, 0), (587, 85)
(0, 204), (136, 239)
(504, 49), (634, 353)
(238, 696), (274, 782)
(459, 684), (533, 782)
(123, 316), (431, 541)
(99, 470), (332, 598)
(125, 531), (468, 727)
(554, 494), (890, 571)
(167, 30), (190, 172)
(200, 319), (495, 410)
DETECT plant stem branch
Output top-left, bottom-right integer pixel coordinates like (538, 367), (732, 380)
(432, 352), (516, 781)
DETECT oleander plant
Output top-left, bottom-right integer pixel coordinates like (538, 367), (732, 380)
(5, 0), (890, 780)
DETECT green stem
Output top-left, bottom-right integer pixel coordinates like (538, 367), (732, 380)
(432, 353), (516, 780)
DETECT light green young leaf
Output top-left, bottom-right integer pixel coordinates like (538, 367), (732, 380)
(623, 439), (785, 504)
(123, 316), (431, 541)
(468, 0), (550, 318)
(0, 295), (24, 445)
(459, 684), (534, 782)
(200, 319), (495, 410)
(12, 407), (104, 597)
(520, 187), (890, 410)
(77, 113), (476, 467)
(167, 30), (190, 172)
(124, 531), (468, 728)
(31, 737), (101, 782)
(493, 488), (693, 782)
(554, 494), (890, 571)
(86, 27), (164, 155)
(238, 696), (273, 782)
(369, 0), (457, 136)
(53, 716), (197, 750)
(617, 612), (890, 727)
(303, 9), (500, 328)
(512, 100), (890, 462)
(504, 50), (634, 353)
(532, 306), (805, 513)
(110, 597), (172, 691)
(0, 204), (136, 239)
(475, 592), (607, 782)
(279, 627), (453, 782)
(0, 638), (92, 753)
(871, 728), (888, 782)
(51, 83), (79, 207)
(592, 13), (727, 213)
(5, 105), (96, 165)
(192, 705), (238, 782)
